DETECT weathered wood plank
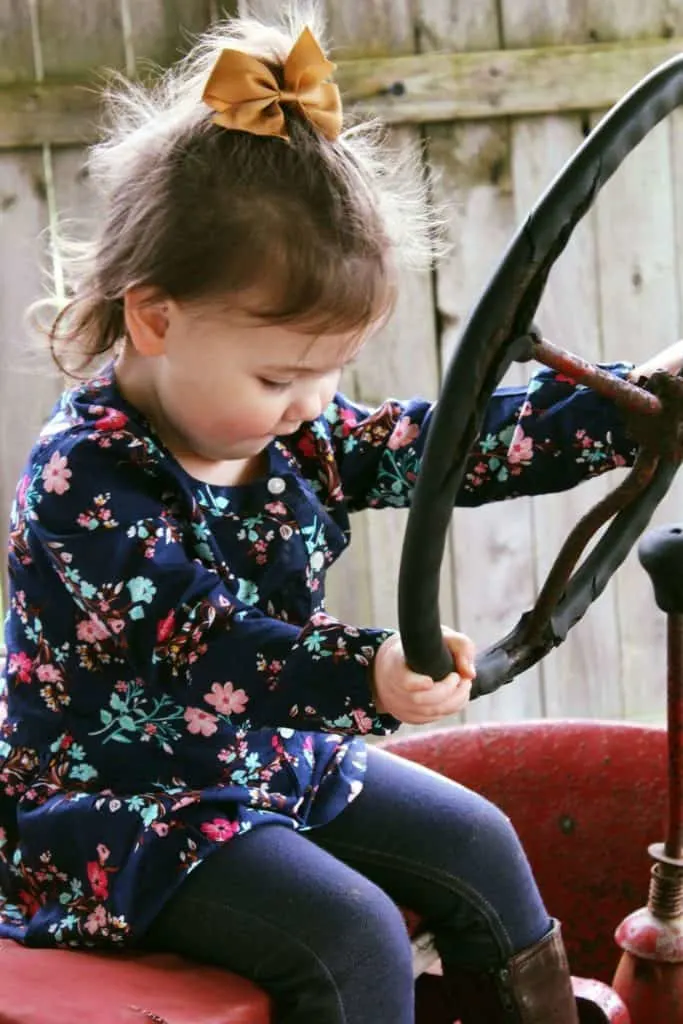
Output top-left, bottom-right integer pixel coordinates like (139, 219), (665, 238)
(581, 0), (679, 724)
(321, 2), (457, 662)
(585, 0), (673, 43)
(0, 0), (35, 83)
(3, 37), (683, 148)
(37, 0), (126, 75)
(501, 4), (596, 45)
(123, 0), (215, 71)
(324, 0), (415, 57)
(289, 36), (683, 125)
(50, 146), (101, 235)
(0, 151), (56, 604)
(0, 81), (102, 148)
(0, 3), (48, 607)
(429, 119), (545, 725)
(594, 115), (677, 721)
(512, 119), (626, 719)
(501, 2), (625, 719)
(243, 0), (414, 57)
(344, 127), (456, 633)
(415, 0), (500, 52)
(417, 0), (545, 725)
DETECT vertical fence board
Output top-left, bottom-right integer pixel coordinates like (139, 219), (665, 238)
(420, 0), (544, 724)
(500, 2), (625, 720)
(501, 4), (596, 49)
(429, 121), (546, 724)
(585, 0), (672, 42)
(594, 118), (678, 721)
(0, 0), (35, 82)
(584, 0), (679, 722)
(324, 0), (414, 56)
(124, 0), (215, 70)
(415, 0), (500, 51)
(50, 146), (103, 292)
(321, 1), (457, 650)
(37, 0), (126, 74)
(0, 152), (53, 601)
(0, 3), (51, 608)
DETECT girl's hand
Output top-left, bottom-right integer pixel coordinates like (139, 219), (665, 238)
(372, 627), (476, 725)
(629, 340), (683, 381)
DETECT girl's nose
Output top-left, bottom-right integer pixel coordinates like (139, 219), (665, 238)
(287, 388), (326, 424)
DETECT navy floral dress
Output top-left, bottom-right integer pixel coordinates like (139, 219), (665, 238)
(0, 362), (635, 949)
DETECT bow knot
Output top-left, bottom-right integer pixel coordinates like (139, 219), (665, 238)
(202, 26), (343, 142)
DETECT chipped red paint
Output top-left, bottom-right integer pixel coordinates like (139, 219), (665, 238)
(615, 907), (683, 962)
(572, 976), (631, 1023)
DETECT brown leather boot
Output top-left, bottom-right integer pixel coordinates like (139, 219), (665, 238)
(446, 920), (581, 1023)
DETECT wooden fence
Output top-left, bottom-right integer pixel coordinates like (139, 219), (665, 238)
(2, 0), (683, 729)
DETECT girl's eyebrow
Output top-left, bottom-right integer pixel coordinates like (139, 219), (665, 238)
(262, 357), (358, 375)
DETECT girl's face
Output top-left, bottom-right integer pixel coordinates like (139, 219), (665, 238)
(120, 291), (368, 465)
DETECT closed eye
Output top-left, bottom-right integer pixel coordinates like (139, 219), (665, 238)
(258, 378), (293, 392)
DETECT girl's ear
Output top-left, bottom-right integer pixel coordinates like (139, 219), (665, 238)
(123, 286), (171, 356)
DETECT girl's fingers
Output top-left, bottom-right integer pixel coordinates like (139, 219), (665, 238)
(401, 674), (437, 694)
(432, 680), (472, 717)
(400, 681), (472, 723)
(411, 674), (468, 708)
(441, 629), (477, 679)
(454, 653), (476, 681)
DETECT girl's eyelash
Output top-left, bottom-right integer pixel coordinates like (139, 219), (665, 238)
(259, 378), (293, 391)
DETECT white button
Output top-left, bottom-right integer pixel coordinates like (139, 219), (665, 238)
(310, 551), (325, 572)
(267, 476), (286, 495)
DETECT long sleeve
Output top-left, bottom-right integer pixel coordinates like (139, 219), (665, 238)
(15, 431), (396, 748)
(322, 363), (637, 511)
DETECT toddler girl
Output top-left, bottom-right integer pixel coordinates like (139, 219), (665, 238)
(1, 6), (680, 1023)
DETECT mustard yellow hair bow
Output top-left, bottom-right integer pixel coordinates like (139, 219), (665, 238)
(202, 26), (343, 142)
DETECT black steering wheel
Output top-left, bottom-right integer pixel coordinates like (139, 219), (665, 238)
(398, 54), (683, 697)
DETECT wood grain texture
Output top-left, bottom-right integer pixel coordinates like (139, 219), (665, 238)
(502, 0), (626, 719)
(37, 0), (126, 75)
(123, 0), (215, 71)
(0, 151), (56, 604)
(593, 116), (678, 721)
(0, 0), (35, 83)
(3, 37), (683, 148)
(421, 0), (543, 724)
(582, 0), (681, 723)
(320, 1), (457, 653)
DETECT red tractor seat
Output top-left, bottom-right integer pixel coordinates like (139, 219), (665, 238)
(0, 720), (664, 1022)
(0, 940), (271, 1023)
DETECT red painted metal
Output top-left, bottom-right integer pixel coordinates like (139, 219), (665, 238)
(0, 939), (271, 1023)
(665, 615), (683, 861)
(572, 977), (631, 1023)
(611, 615), (683, 1022)
(531, 337), (663, 419)
(612, 952), (683, 1023)
(384, 721), (667, 986)
(0, 720), (665, 1022)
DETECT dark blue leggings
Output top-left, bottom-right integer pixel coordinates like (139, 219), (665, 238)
(143, 746), (550, 1023)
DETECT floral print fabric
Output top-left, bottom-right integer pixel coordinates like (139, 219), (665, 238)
(0, 362), (635, 948)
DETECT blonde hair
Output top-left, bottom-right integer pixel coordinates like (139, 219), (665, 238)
(41, 2), (440, 376)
